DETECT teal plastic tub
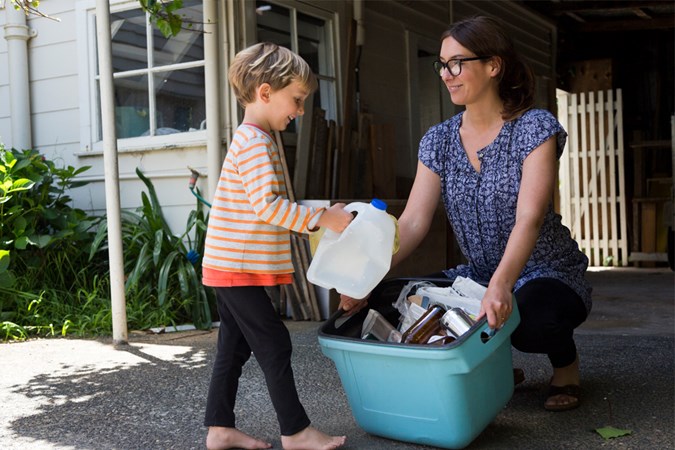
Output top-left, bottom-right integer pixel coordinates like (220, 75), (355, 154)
(318, 278), (520, 449)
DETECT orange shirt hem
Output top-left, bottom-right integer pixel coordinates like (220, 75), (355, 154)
(202, 266), (293, 287)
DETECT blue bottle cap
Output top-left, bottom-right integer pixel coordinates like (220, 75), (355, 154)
(371, 198), (387, 211)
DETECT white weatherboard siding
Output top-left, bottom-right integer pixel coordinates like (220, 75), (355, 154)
(0, 20), (9, 143)
(0, 0), (211, 235)
(0, 52), (9, 141)
(25, 6), (79, 163)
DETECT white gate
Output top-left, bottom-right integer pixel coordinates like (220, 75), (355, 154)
(557, 89), (629, 266)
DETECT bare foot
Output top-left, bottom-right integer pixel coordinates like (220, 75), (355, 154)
(206, 426), (272, 450)
(281, 426), (346, 450)
(545, 355), (581, 410)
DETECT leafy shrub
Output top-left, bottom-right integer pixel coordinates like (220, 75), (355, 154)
(0, 145), (107, 339)
(1, 145), (213, 340)
(89, 167), (213, 330)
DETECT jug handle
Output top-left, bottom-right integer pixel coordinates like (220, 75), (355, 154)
(326, 202), (367, 242)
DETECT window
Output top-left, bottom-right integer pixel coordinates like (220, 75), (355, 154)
(79, 0), (206, 151)
(253, 1), (338, 193)
(255, 1), (338, 125)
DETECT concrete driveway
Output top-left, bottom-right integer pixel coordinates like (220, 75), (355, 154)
(0, 267), (672, 449)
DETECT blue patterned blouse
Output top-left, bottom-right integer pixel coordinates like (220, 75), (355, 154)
(419, 109), (592, 313)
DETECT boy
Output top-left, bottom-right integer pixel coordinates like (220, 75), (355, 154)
(201, 42), (350, 450)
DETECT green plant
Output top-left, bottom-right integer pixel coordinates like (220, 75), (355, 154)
(0, 145), (111, 340)
(0, 147), (95, 254)
(0, 149), (35, 282)
(90, 167), (213, 329)
(1, 145), (214, 340)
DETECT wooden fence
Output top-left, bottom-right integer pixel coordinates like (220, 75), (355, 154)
(557, 88), (629, 266)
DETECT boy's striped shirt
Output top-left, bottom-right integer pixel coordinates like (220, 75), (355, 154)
(202, 124), (322, 285)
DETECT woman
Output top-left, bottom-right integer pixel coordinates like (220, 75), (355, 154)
(341, 16), (592, 412)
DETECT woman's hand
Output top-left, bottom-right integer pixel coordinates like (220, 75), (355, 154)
(338, 293), (369, 316)
(477, 282), (513, 330)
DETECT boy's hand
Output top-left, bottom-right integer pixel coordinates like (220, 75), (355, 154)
(317, 203), (353, 233)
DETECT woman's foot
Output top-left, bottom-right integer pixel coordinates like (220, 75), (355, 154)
(206, 426), (272, 450)
(545, 355), (581, 411)
(281, 426), (346, 450)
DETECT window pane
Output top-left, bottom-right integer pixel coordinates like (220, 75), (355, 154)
(152, 0), (204, 68)
(297, 12), (325, 75)
(256, 2), (291, 47)
(114, 75), (150, 138)
(154, 67), (206, 133)
(111, 8), (148, 72)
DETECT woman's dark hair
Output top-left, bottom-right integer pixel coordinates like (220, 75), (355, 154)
(441, 15), (535, 121)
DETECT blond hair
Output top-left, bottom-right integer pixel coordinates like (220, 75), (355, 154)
(228, 42), (318, 107)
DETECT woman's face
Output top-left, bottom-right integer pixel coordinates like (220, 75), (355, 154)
(438, 36), (496, 106)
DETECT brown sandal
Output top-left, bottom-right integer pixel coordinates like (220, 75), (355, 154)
(544, 384), (581, 411)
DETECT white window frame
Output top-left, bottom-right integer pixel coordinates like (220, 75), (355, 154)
(75, 0), (207, 155)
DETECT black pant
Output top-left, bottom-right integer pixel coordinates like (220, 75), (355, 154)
(203, 286), (310, 436)
(511, 278), (588, 368)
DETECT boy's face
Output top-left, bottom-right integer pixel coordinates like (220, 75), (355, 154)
(266, 80), (310, 131)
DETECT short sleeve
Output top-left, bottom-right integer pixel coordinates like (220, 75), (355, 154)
(418, 120), (452, 175)
(512, 109), (567, 161)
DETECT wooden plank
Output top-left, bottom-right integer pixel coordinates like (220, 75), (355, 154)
(588, 91), (601, 265)
(307, 108), (327, 198)
(567, 59), (613, 93)
(615, 89), (629, 266)
(557, 90), (572, 228)
(282, 285), (303, 320)
(629, 252), (668, 262)
(331, 125), (341, 198)
(606, 90), (620, 264)
(324, 120), (336, 198)
(579, 93), (593, 263)
(356, 113), (373, 199)
(641, 201), (657, 255)
(570, 93), (583, 245)
(597, 90), (610, 264)
(338, 20), (357, 198)
(290, 235), (313, 320)
(293, 92), (315, 199)
(370, 123), (397, 199)
(275, 130), (321, 320)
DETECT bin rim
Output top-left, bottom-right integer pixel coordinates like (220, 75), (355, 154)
(319, 303), (520, 358)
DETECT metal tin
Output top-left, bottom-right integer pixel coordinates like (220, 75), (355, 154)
(440, 307), (476, 338)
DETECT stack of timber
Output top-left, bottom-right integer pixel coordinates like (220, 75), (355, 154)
(274, 131), (322, 321)
(298, 107), (397, 200)
(299, 19), (397, 200)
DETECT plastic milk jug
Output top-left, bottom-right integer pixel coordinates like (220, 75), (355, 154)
(307, 199), (395, 299)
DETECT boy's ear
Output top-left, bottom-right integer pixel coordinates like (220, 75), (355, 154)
(257, 83), (272, 103)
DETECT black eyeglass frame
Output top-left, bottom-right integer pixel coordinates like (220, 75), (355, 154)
(432, 56), (492, 77)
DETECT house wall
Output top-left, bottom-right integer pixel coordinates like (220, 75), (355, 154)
(0, 15), (8, 143)
(0, 0), (557, 237)
(1, 2), (82, 168)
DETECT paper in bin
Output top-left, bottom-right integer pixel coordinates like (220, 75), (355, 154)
(452, 276), (488, 300)
(416, 285), (482, 317)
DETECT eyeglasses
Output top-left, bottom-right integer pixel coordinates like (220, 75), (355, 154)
(432, 56), (491, 77)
